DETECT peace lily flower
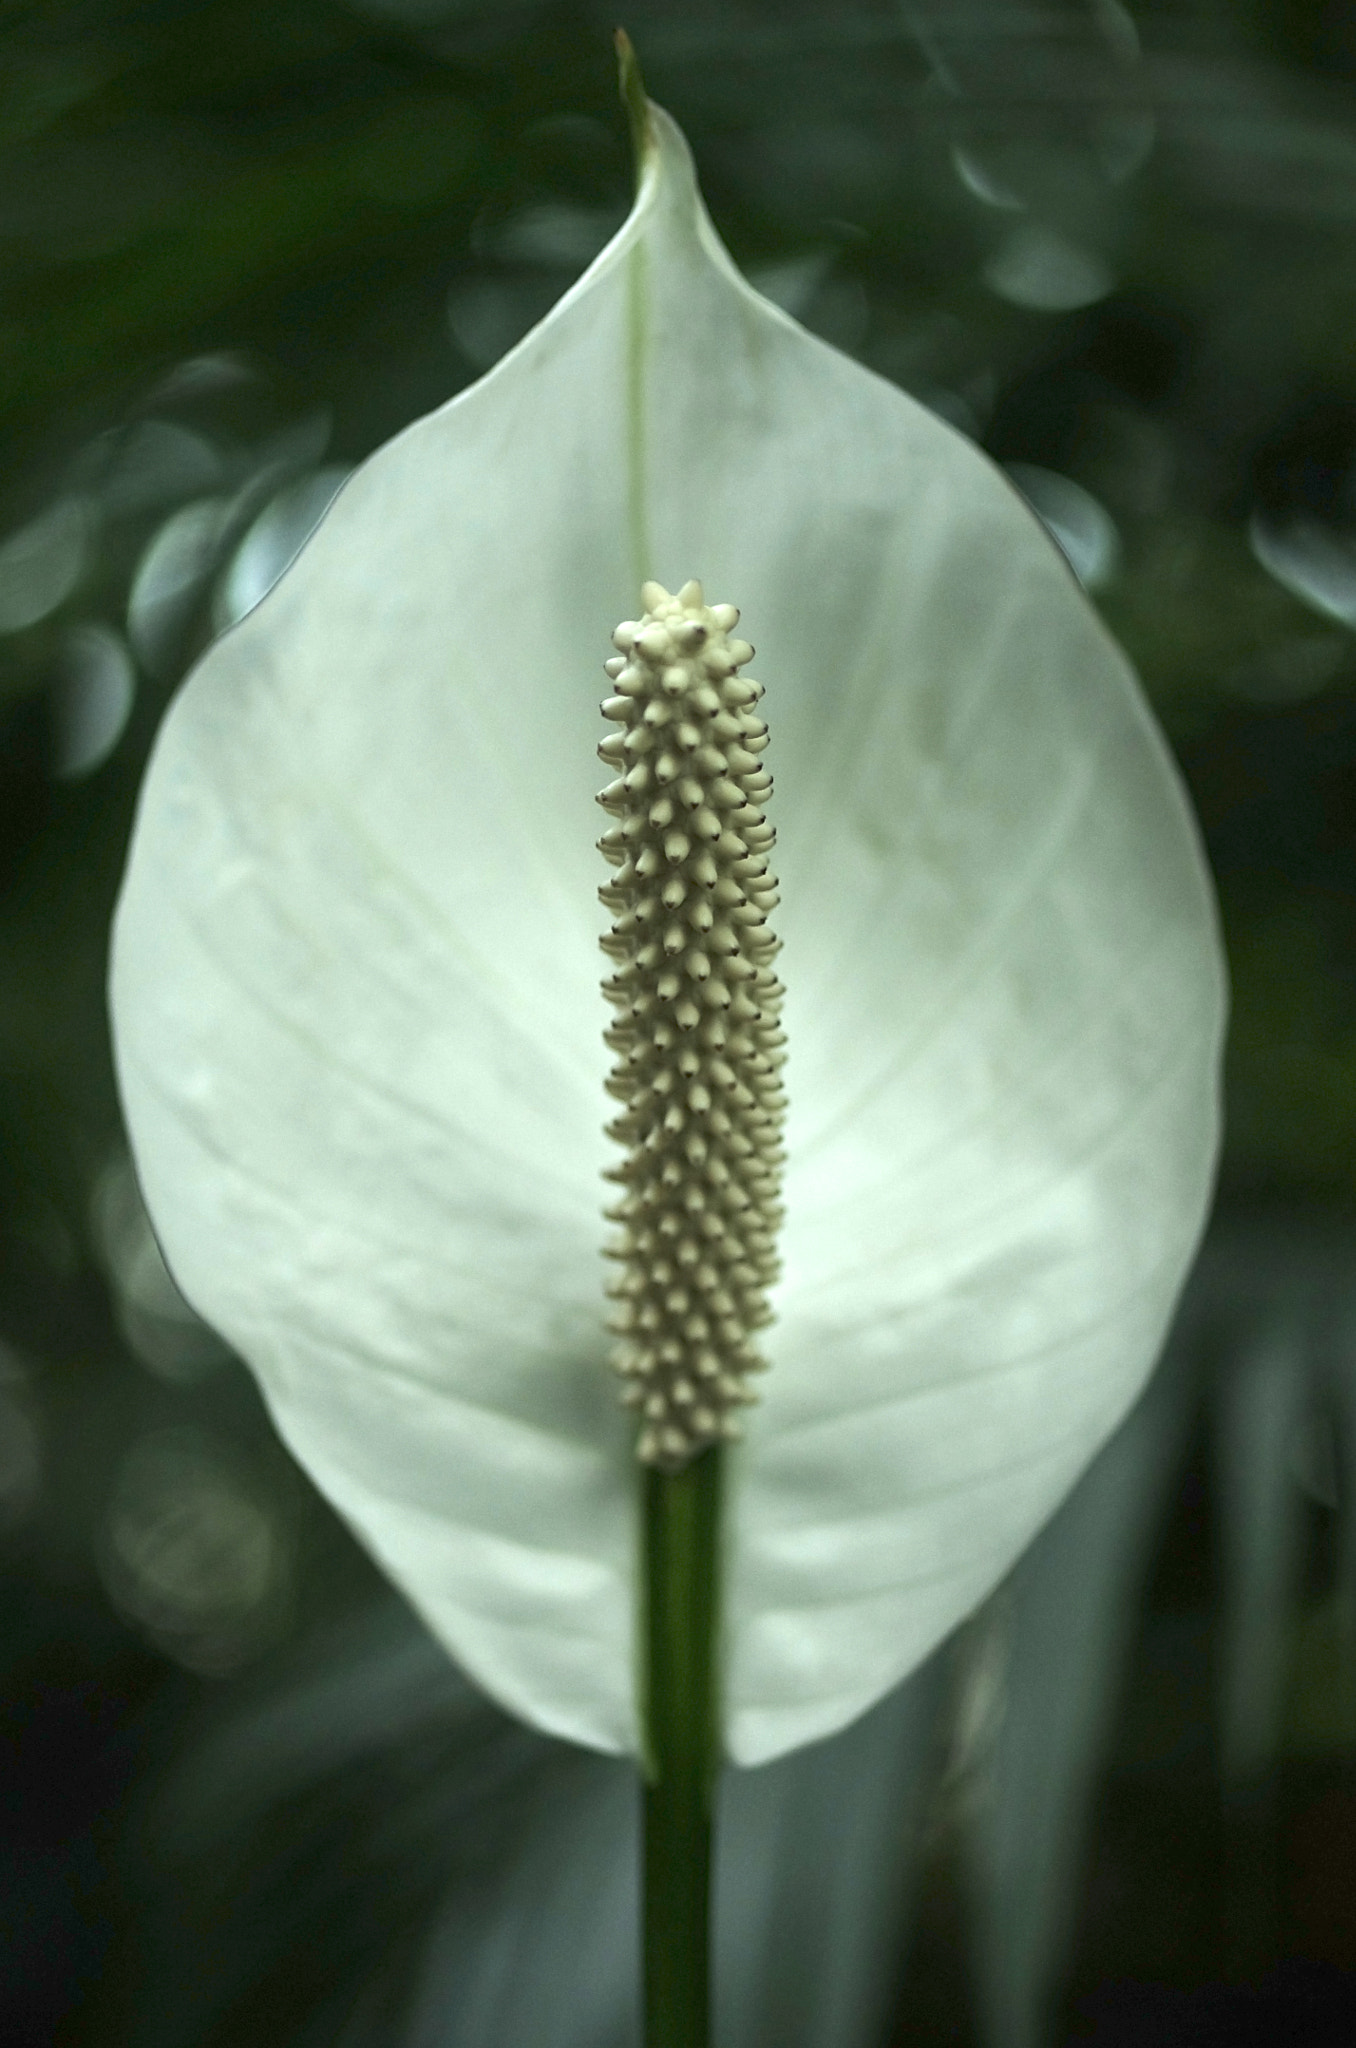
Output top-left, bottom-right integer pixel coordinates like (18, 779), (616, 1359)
(109, 91), (1225, 1769)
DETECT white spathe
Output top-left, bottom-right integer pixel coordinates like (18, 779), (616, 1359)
(109, 100), (1225, 1766)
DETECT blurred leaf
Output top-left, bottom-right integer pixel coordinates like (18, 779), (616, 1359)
(964, 1339), (1197, 2048)
(1215, 1311), (1311, 1788)
(132, 1599), (944, 2048)
(0, 93), (482, 431)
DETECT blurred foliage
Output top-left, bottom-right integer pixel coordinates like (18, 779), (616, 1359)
(7, 2), (1356, 2044)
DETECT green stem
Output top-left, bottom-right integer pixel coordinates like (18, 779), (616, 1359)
(642, 1446), (723, 2048)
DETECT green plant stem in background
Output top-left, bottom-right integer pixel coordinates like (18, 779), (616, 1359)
(642, 1447), (723, 2048)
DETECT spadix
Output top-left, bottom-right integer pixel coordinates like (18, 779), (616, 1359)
(597, 579), (786, 1471)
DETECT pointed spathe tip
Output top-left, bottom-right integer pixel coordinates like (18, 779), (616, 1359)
(615, 28), (656, 190)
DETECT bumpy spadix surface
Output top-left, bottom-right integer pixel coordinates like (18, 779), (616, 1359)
(598, 580), (786, 1469)
(110, 100), (1225, 1765)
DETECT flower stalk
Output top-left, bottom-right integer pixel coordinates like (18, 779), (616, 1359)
(642, 1448), (722, 2048)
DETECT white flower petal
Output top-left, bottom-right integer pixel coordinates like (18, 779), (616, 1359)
(110, 104), (1224, 1763)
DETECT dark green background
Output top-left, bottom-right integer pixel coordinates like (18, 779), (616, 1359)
(5, 3), (1356, 2043)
